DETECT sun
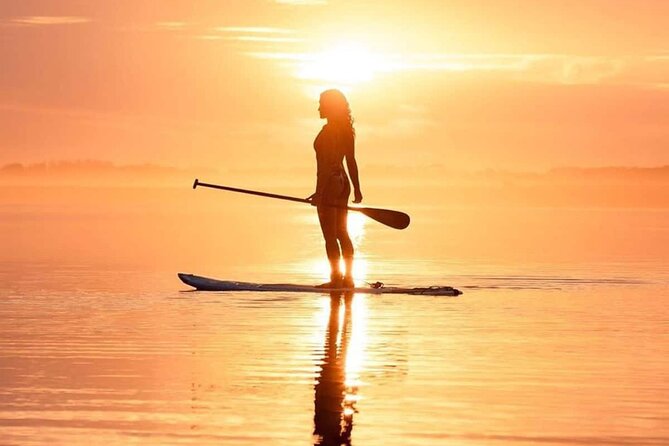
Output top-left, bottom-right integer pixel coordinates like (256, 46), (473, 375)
(298, 42), (378, 85)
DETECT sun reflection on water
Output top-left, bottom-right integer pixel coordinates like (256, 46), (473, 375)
(344, 295), (367, 389)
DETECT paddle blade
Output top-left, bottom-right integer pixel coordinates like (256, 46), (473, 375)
(356, 207), (411, 230)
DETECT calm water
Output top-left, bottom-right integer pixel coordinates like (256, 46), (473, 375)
(1, 203), (669, 445)
(1, 261), (667, 445)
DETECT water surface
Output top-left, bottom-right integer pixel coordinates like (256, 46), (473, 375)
(1, 201), (668, 445)
(1, 260), (667, 445)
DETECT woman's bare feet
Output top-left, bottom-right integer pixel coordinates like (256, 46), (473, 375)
(316, 274), (343, 289)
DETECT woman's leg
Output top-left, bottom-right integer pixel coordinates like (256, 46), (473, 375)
(336, 208), (354, 284)
(317, 205), (342, 284)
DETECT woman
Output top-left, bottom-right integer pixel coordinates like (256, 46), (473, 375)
(307, 89), (363, 289)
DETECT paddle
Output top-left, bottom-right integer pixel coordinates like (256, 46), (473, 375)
(192, 179), (410, 230)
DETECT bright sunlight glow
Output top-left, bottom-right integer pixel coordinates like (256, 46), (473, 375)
(298, 42), (378, 84)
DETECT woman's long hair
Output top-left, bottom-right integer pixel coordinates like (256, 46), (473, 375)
(320, 89), (355, 138)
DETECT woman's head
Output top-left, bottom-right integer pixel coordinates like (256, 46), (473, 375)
(319, 89), (354, 135)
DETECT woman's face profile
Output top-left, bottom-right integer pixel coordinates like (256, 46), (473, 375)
(318, 99), (327, 119)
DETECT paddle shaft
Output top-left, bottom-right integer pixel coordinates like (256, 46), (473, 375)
(194, 179), (311, 205)
(192, 179), (411, 229)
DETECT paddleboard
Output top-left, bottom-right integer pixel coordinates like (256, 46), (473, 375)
(178, 273), (462, 296)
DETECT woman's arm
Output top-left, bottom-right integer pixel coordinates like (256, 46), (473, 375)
(345, 143), (363, 204)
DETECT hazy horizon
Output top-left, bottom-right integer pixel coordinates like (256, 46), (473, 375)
(3, 158), (669, 180)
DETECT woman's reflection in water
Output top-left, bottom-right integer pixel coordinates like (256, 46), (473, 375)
(313, 291), (357, 446)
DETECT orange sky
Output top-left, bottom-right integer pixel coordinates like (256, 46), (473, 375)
(1, 0), (668, 171)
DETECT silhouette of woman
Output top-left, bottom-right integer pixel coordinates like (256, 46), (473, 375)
(307, 90), (363, 289)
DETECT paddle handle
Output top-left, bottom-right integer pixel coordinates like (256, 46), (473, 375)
(194, 179), (311, 205)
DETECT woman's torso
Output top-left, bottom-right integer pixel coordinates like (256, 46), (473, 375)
(314, 124), (353, 204)
(314, 124), (353, 174)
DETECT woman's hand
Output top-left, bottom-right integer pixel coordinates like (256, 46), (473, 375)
(353, 189), (363, 204)
(306, 192), (320, 207)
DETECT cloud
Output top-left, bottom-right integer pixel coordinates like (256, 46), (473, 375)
(274, 0), (327, 4)
(226, 35), (301, 43)
(217, 27), (294, 34)
(382, 54), (626, 86)
(517, 55), (625, 84)
(204, 26), (302, 43)
(195, 35), (224, 41)
(10, 16), (90, 26)
(155, 21), (188, 30)
(246, 48), (657, 86)
(248, 50), (543, 72)
(244, 52), (307, 61)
